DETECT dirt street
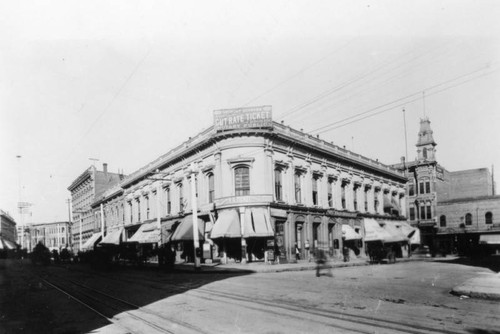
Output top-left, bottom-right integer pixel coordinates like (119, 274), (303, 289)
(1, 259), (499, 334)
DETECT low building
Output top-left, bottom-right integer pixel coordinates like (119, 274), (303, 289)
(95, 107), (409, 264)
(29, 221), (71, 252)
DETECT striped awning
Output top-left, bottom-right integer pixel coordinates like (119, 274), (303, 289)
(171, 217), (205, 241)
(100, 228), (124, 245)
(128, 223), (160, 244)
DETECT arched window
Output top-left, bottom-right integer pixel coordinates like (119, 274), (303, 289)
(274, 168), (283, 201)
(439, 215), (446, 227)
(465, 213), (472, 225)
(485, 212), (493, 225)
(207, 173), (215, 203)
(235, 166), (250, 196)
(422, 147), (428, 159)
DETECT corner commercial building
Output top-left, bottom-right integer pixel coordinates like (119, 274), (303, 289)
(93, 107), (409, 264)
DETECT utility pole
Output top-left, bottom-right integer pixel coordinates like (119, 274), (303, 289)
(189, 163), (201, 270)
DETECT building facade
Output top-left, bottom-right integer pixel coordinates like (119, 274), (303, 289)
(1, 210), (17, 252)
(393, 118), (499, 254)
(67, 163), (124, 252)
(29, 221), (71, 251)
(95, 107), (409, 264)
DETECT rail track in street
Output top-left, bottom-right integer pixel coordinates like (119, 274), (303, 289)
(36, 269), (209, 334)
(39, 265), (471, 334)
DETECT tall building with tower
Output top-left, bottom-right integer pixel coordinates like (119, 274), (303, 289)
(393, 118), (500, 255)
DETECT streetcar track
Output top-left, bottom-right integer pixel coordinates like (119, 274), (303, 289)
(46, 266), (466, 334)
(36, 270), (209, 334)
(189, 287), (461, 334)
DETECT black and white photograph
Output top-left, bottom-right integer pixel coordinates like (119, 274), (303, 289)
(1, 1), (499, 333)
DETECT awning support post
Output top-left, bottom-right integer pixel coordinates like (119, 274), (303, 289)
(239, 207), (247, 264)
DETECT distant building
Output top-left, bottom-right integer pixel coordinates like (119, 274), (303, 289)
(0, 210), (17, 251)
(29, 221), (71, 251)
(393, 118), (499, 255)
(67, 163), (124, 252)
(94, 107), (409, 264)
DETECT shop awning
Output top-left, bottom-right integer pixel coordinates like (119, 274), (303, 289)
(479, 234), (500, 245)
(100, 228), (124, 245)
(243, 208), (274, 238)
(395, 221), (421, 244)
(341, 224), (362, 240)
(381, 221), (408, 243)
(0, 237), (17, 250)
(128, 222), (160, 244)
(363, 218), (392, 242)
(82, 233), (102, 250)
(210, 210), (241, 239)
(171, 216), (205, 241)
(161, 220), (177, 243)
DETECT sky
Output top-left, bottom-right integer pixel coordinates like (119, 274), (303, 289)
(1, 0), (499, 223)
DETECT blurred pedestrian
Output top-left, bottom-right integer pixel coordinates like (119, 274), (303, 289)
(295, 243), (300, 261)
(343, 246), (350, 262)
(315, 249), (331, 277)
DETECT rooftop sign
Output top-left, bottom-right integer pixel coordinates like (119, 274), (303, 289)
(214, 106), (272, 131)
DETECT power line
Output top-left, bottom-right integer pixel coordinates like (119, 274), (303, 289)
(313, 66), (498, 135)
(62, 47), (152, 169)
(242, 38), (357, 107)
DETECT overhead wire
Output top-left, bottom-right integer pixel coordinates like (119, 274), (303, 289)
(277, 39), (459, 124)
(313, 65), (499, 135)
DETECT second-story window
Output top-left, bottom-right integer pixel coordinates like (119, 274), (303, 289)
(364, 187), (369, 211)
(440, 215), (446, 227)
(312, 175), (319, 206)
(178, 183), (184, 212)
(294, 172), (302, 204)
(465, 213), (472, 225)
(235, 166), (250, 196)
(409, 206), (415, 220)
(409, 183), (415, 196)
(136, 199), (141, 222)
(208, 173), (215, 203)
(274, 169), (283, 201)
(374, 190), (380, 212)
(166, 187), (171, 214)
(146, 196), (150, 220)
(341, 182), (347, 209)
(129, 201), (133, 223)
(327, 178), (333, 207)
(486, 212), (493, 224)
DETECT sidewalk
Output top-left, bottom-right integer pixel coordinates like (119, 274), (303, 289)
(451, 272), (500, 301)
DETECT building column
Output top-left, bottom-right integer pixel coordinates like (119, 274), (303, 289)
(214, 151), (222, 199)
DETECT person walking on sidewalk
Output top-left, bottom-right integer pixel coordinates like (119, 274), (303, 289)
(295, 243), (301, 261)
